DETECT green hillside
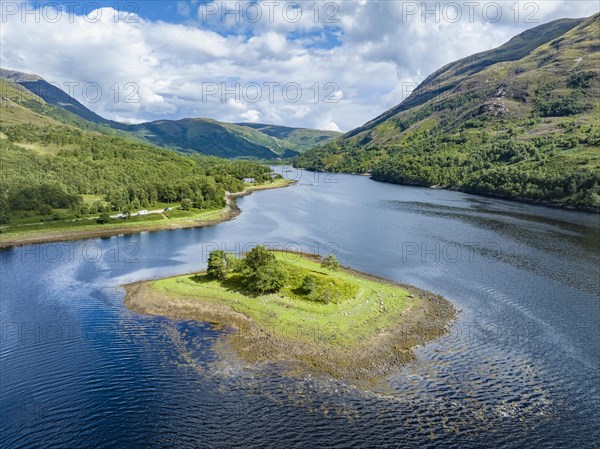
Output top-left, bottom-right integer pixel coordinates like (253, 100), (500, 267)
(129, 118), (305, 159)
(297, 14), (600, 210)
(236, 123), (341, 152)
(0, 68), (127, 130)
(0, 77), (275, 231)
(1, 69), (340, 159)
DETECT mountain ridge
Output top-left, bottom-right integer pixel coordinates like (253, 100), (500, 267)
(345, 17), (586, 139)
(0, 68), (340, 159)
(296, 14), (600, 210)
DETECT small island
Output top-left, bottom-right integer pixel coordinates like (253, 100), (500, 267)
(125, 247), (456, 380)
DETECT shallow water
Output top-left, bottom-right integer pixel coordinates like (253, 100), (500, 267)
(1, 170), (599, 448)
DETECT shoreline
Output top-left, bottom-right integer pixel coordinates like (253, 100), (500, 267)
(124, 254), (457, 381)
(371, 177), (600, 214)
(0, 180), (295, 250)
(297, 168), (599, 214)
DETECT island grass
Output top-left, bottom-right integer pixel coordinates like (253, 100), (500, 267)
(148, 252), (417, 346)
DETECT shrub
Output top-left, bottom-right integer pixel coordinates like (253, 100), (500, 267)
(243, 245), (276, 272)
(567, 71), (598, 89)
(251, 263), (289, 294)
(180, 198), (193, 211)
(300, 275), (319, 294)
(321, 254), (340, 273)
(297, 274), (359, 304)
(239, 246), (288, 294)
(534, 92), (590, 117)
(96, 213), (110, 224)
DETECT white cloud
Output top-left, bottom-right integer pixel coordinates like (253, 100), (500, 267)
(0, 1), (598, 131)
(240, 109), (261, 122)
(324, 121), (342, 132)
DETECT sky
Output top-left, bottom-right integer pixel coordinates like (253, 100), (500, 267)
(1, 1), (598, 131)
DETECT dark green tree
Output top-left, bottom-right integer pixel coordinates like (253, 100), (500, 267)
(0, 195), (11, 225)
(207, 250), (229, 280)
(240, 246), (288, 294)
(243, 246), (276, 272)
(300, 274), (318, 295)
(180, 198), (193, 211)
(252, 263), (289, 294)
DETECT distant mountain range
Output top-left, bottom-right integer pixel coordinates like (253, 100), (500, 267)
(297, 14), (600, 210)
(128, 119), (339, 159)
(0, 68), (339, 159)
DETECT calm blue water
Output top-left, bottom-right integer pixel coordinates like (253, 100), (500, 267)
(1, 170), (599, 448)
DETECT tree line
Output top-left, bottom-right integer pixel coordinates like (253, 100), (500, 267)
(0, 123), (275, 224)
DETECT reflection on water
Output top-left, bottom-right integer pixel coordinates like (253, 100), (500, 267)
(1, 171), (599, 448)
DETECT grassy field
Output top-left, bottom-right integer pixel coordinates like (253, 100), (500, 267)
(0, 206), (231, 248)
(148, 252), (418, 346)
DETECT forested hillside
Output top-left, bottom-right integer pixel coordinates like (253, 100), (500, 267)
(296, 14), (600, 210)
(0, 78), (273, 227)
(128, 118), (304, 159)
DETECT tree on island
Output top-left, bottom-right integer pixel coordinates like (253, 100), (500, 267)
(207, 250), (229, 280)
(207, 246), (288, 294)
(243, 245), (276, 271)
(321, 254), (340, 274)
(251, 262), (289, 294)
(240, 245), (289, 294)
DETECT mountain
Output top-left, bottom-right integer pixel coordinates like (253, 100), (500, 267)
(0, 69), (127, 130)
(0, 68), (340, 159)
(235, 123), (341, 152)
(297, 14), (600, 210)
(128, 119), (333, 159)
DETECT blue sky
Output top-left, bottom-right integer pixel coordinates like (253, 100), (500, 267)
(33, 1), (192, 22)
(2, 1), (599, 130)
(29, 0), (343, 46)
